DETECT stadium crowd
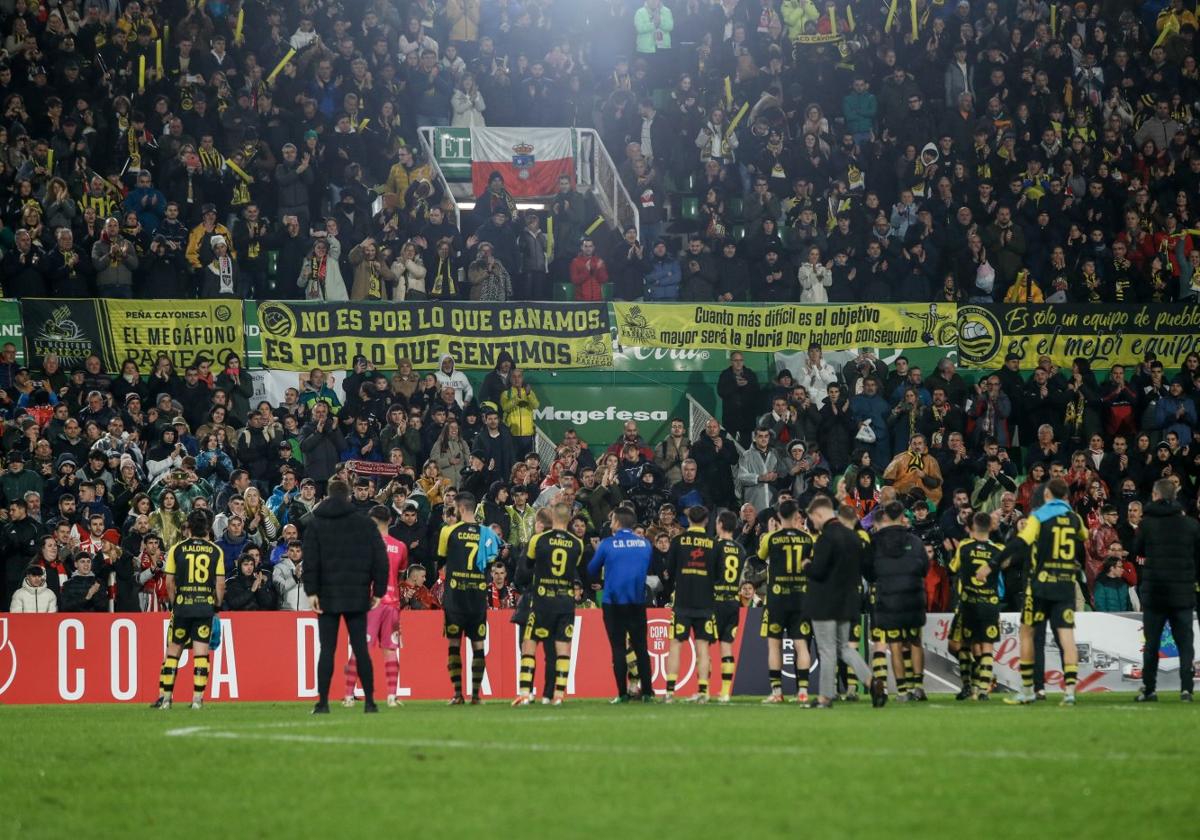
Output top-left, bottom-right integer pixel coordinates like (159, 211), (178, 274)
(1, 337), (1194, 628)
(0, 0), (1197, 302)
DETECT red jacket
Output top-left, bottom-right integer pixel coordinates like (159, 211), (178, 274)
(569, 254), (608, 300)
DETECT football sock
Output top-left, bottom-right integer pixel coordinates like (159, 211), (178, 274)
(957, 648), (974, 689)
(519, 654), (536, 696)
(902, 650), (914, 691)
(192, 655), (210, 698)
(769, 669), (782, 696)
(1063, 663), (1078, 693)
(720, 656), (735, 695)
(554, 656), (569, 697)
(470, 649), (485, 697)
(666, 673), (677, 694)
(795, 667), (809, 694)
(625, 648), (640, 682)
(447, 641), (463, 695)
(384, 654), (399, 696)
(159, 655), (178, 695)
(975, 653), (994, 693)
(871, 650), (888, 681)
(1019, 658), (1035, 690)
(344, 657), (359, 698)
(698, 678), (709, 697)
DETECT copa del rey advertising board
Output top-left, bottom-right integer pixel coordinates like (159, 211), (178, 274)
(0, 611), (744, 705)
(0, 610), (1176, 704)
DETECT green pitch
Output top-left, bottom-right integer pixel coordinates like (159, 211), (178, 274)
(3, 693), (1195, 839)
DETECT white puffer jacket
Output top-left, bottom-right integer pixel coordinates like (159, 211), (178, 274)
(10, 581), (58, 612)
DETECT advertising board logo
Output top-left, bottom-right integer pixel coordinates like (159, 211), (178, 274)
(646, 617), (694, 695)
(956, 305), (1002, 365)
(0, 618), (17, 697)
(619, 305), (657, 344)
(258, 303), (297, 339)
(32, 304), (94, 365)
(572, 334), (611, 367)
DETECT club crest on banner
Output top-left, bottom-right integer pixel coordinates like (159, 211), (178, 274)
(512, 142), (535, 180)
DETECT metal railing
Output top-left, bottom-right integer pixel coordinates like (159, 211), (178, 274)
(575, 129), (640, 238)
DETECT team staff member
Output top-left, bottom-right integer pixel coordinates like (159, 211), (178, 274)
(806, 500), (876, 709)
(1133, 479), (1200, 702)
(152, 510), (226, 711)
(758, 499), (814, 704)
(712, 511), (746, 702)
(305, 480), (389, 715)
(664, 506), (718, 703)
(588, 505), (656, 703)
(514, 504), (584, 706)
(864, 501), (929, 702)
(439, 493), (489, 704)
(996, 477), (1087, 706)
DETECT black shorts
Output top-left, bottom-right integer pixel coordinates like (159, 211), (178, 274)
(444, 609), (488, 642)
(1022, 589), (1075, 630)
(871, 626), (922, 644)
(168, 614), (213, 648)
(714, 601), (740, 643)
(511, 594), (533, 627)
(953, 603), (1001, 643)
(760, 605), (809, 640)
(525, 603), (575, 643)
(672, 608), (716, 642)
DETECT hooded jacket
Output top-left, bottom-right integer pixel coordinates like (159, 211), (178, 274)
(435, 354), (474, 407)
(301, 494), (389, 613)
(10, 579), (58, 612)
(864, 524), (928, 628)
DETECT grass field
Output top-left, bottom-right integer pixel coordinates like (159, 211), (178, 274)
(3, 693), (1195, 839)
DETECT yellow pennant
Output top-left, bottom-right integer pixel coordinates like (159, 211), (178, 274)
(227, 159), (253, 183)
(267, 48), (296, 84)
(885, 0), (899, 31)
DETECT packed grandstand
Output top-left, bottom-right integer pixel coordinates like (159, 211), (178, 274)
(0, 0), (1197, 706)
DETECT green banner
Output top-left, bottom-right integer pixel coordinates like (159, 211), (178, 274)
(0, 298), (25, 363)
(956, 303), (1200, 370)
(532, 382), (688, 446)
(430, 127), (471, 181)
(256, 301), (613, 371)
(21, 299), (244, 371)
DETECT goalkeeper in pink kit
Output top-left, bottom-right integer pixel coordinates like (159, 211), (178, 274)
(345, 506), (409, 707)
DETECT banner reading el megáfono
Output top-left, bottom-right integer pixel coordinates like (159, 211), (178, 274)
(613, 302), (957, 353)
(955, 303), (1200, 369)
(22, 299), (244, 371)
(256, 301), (613, 371)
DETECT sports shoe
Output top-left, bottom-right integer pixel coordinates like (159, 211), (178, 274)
(911, 687), (928, 702)
(1060, 694), (1076, 707)
(511, 695), (532, 707)
(1181, 691), (1193, 702)
(609, 695), (630, 704)
(1034, 689), (1047, 701)
(694, 694), (709, 705)
(795, 689), (810, 704)
(386, 695), (400, 708)
(363, 701), (379, 714)
(190, 700), (203, 711)
(342, 697), (355, 708)
(150, 697), (172, 710)
(893, 691), (911, 703)
(805, 699), (833, 709)
(447, 694), (465, 706)
(842, 691), (859, 702)
(469, 695), (483, 706)
(762, 694), (785, 704)
(550, 698), (563, 706)
(870, 677), (887, 708)
(716, 694), (731, 704)
(974, 691), (990, 701)
(541, 697), (552, 705)
(1135, 689), (1158, 703)
(663, 694), (675, 704)
(955, 687), (972, 701)
(1003, 691), (1035, 705)
(311, 702), (330, 714)
(639, 694), (657, 703)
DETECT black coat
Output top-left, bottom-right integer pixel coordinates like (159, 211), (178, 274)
(864, 525), (927, 629)
(302, 495), (388, 614)
(223, 570), (278, 611)
(1133, 501), (1200, 610)
(806, 520), (864, 621)
(60, 572), (109, 612)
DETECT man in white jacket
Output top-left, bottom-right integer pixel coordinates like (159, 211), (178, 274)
(434, 353), (473, 407)
(737, 428), (785, 511)
(10, 564), (58, 612)
(796, 342), (838, 398)
(274, 540), (309, 610)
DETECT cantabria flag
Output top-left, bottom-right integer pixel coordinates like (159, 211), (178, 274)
(470, 128), (574, 197)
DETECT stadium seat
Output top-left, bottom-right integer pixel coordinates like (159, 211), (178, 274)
(600, 283), (613, 300)
(726, 196), (744, 220)
(680, 196), (700, 220)
(266, 250), (279, 277)
(731, 223), (746, 241)
(554, 283), (575, 301)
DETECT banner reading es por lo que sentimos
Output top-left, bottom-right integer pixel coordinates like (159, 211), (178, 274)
(256, 301), (613, 370)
